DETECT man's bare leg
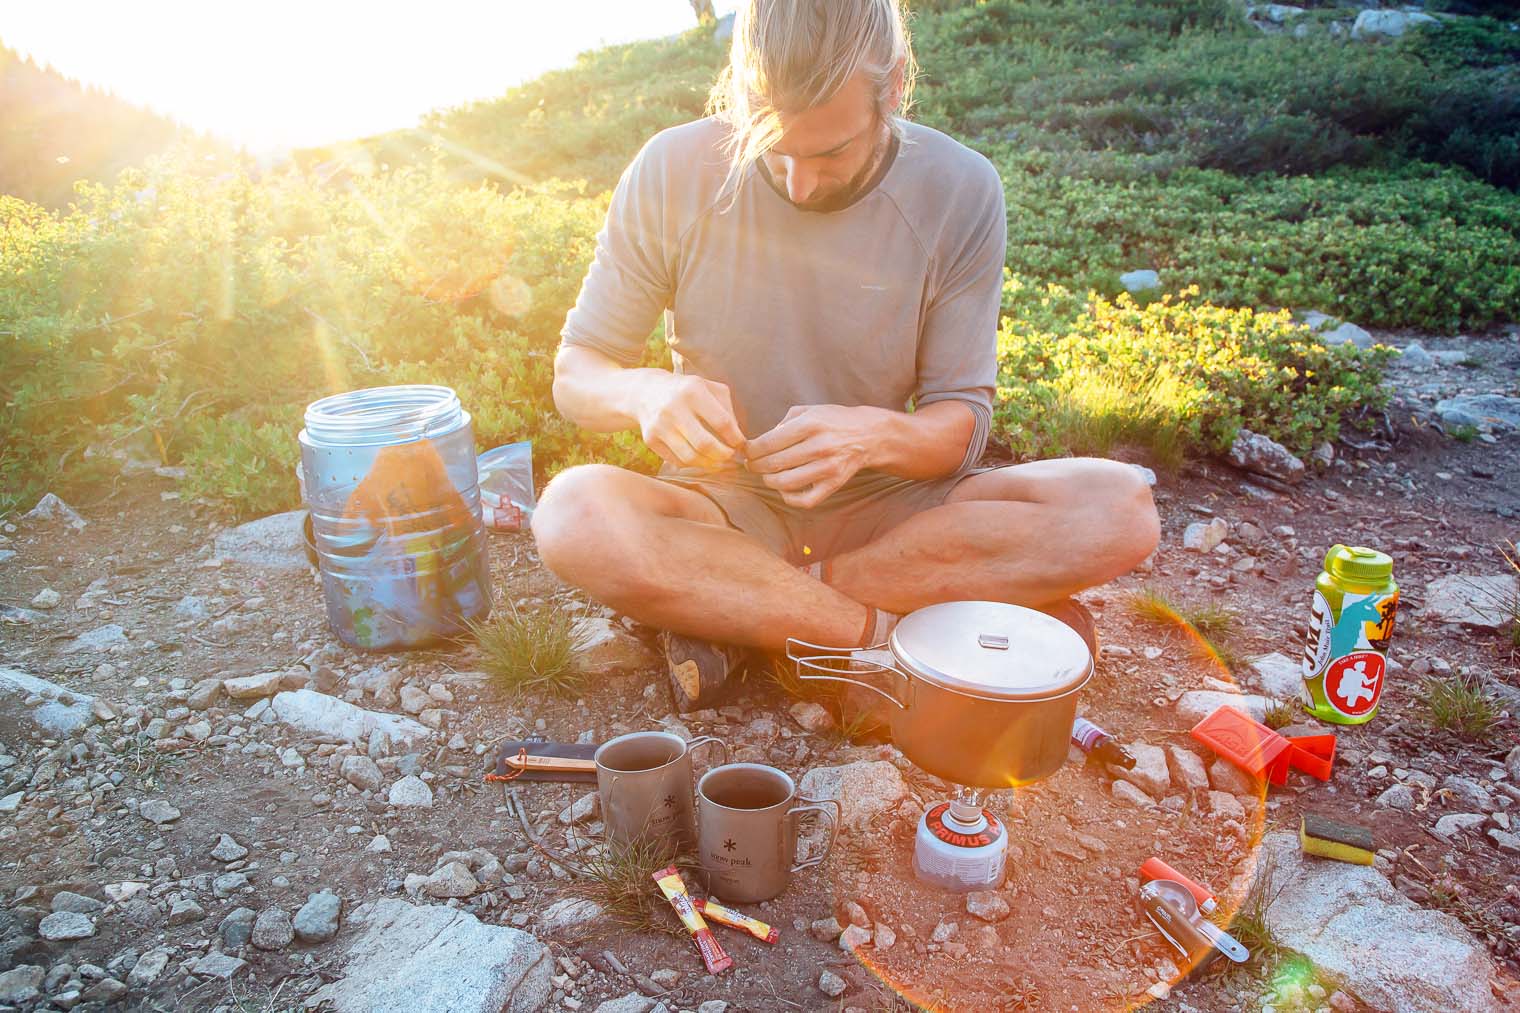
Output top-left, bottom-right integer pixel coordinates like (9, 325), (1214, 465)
(532, 458), (1158, 651)
(532, 465), (868, 649)
(825, 458), (1161, 615)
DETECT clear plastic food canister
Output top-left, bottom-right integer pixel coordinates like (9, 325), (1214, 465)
(298, 385), (492, 649)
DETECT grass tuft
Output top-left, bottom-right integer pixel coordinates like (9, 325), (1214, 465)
(469, 600), (592, 695)
(1126, 585), (1243, 672)
(1262, 699), (1298, 731)
(1420, 672), (1502, 741)
(567, 835), (698, 935)
(1224, 848), (1285, 976)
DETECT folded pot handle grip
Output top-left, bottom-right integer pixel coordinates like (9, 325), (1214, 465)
(784, 639), (909, 710)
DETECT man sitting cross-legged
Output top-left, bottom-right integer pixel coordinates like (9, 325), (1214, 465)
(531, 0), (1160, 713)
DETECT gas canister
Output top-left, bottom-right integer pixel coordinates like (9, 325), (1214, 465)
(1300, 545), (1398, 725)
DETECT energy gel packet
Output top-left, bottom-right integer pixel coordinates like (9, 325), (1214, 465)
(653, 866), (733, 974)
(693, 898), (780, 944)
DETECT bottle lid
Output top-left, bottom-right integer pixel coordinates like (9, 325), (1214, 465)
(1323, 544), (1393, 584)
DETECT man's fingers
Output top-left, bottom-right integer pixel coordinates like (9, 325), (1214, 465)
(696, 378), (750, 447)
(745, 412), (816, 460)
(674, 416), (736, 466)
(746, 435), (825, 476)
(692, 387), (746, 450)
(759, 457), (837, 494)
(780, 471), (849, 510)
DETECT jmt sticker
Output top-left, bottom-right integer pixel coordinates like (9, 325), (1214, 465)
(1302, 590), (1333, 679)
(1324, 651), (1385, 718)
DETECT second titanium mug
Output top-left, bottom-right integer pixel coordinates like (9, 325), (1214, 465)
(594, 730), (728, 858)
(696, 762), (840, 903)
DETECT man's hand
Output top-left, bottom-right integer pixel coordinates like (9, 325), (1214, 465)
(636, 373), (746, 471)
(744, 404), (883, 509)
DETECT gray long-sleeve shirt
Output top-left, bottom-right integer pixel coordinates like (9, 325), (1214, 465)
(560, 116), (1005, 475)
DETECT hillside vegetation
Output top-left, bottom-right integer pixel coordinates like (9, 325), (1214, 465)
(3, 0), (1518, 516)
(0, 41), (229, 210)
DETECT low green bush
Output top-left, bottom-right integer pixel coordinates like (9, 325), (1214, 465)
(0, 157), (652, 518)
(994, 283), (1394, 466)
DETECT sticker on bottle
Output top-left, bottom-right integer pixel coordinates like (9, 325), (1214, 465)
(1301, 590), (1333, 679)
(1323, 651), (1385, 718)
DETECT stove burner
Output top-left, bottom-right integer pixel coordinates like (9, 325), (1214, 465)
(923, 801), (1002, 849)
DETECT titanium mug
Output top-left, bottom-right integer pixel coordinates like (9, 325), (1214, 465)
(696, 762), (840, 903)
(594, 731), (728, 859)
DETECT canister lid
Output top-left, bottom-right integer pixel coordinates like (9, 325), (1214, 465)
(888, 601), (1092, 702)
(1324, 544), (1393, 584)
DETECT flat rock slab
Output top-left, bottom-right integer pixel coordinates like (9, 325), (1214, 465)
(304, 899), (551, 1013)
(213, 509), (309, 570)
(1421, 575), (1519, 629)
(573, 617), (658, 677)
(272, 690), (430, 749)
(798, 760), (908, 829)
(1261, 831), (1501, 1012)
(1176, 690), (1269, 724)
(0, 668), (95, 738)
(1434, 393), (1520, 432)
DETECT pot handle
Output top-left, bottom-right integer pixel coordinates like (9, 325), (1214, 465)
(784, 639), (909, 710)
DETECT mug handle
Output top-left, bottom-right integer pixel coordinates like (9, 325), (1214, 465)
(789, 797), (841, 872)
(685, 735), (730, 768)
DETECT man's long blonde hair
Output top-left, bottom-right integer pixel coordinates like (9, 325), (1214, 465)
(707, 0), (918, 202)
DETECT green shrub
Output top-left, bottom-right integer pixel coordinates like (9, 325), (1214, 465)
(994, 285), (1393, 466)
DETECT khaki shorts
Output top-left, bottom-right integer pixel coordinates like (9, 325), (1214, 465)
(659, 466), (991, 565)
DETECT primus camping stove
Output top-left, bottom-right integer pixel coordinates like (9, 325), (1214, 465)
(912, 787), (1009, 892)
(787, 602), (1093, 894)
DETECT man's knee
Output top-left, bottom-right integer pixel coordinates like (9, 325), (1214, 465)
(531, 464), (633, 579)
(1085, 459), (1160, 571)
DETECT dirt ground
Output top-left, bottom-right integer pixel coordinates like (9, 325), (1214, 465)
(1, 329), (1517, 1013)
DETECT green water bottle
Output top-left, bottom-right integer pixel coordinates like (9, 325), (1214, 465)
(1299, 545), (1399, 725)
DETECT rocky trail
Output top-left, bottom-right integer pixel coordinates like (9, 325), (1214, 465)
(1, 329), (1518, 1013)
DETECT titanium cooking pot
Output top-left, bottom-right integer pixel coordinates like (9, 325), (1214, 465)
(786, 601), (1093, 789)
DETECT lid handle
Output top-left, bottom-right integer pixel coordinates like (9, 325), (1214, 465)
(977, 633), (1010, 651)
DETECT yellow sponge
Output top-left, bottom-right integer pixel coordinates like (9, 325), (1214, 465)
(1300, 812), (1375, 865)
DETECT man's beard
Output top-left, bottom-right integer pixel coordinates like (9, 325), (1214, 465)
(792, 120), (890, 213)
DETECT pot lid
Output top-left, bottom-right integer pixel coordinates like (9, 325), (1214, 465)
(888, 601), (1092, 702)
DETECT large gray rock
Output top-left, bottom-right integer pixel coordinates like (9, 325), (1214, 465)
(61, 624), (127, 653)
(253, 906), (295, 950)
(294, 891), (343, 943)
(213, 509), (309, 570)
(24, 493), (86, 529)
(0, 965), (43, 1005)
(1351, 9), (1440, 41)
(1227, 430), (1305, 484)
(1119, 269), (1160, 294)
(1247, 652), (1304, 699)
(1435, 394), (1520, 432)
(223, 671), (286, 700)
(38, 911), (95, 941)
(798, 760), (907, 829)
(1323, 320), (1375, 349)
(271, 689), (430, 749)
(1183, 518), (1229, 553)
(305, 899), (551, 1013)
(387, 775), (434, 808)
(573, 617), (659, 676)
(1111, 742), (1169, 798)
(539, 898), (605, 937)
(1261, 831), (1498, 1012)
(1176, 691), (1269, 724)
(0, 668), (95, 737)
(1421, 575), (1519, 630)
